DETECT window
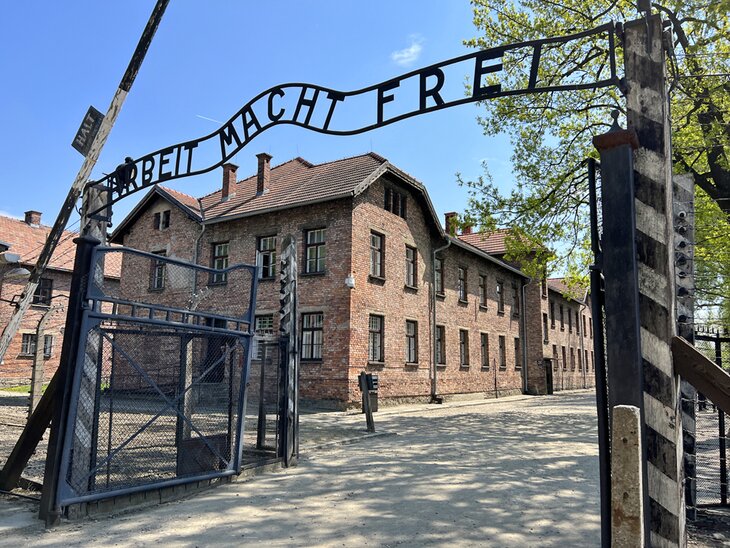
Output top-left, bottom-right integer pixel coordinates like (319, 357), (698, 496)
(553, 345), (559, 371)
(568, 310), (573, 333)
(20, 334), (33, 356)
(511, 282), (520, 316)
(43, 335), (53, 358)
(480, 333), (489, 369)
(496, 281), (504, 313)
(33, 278), (53, 305)
(405, 320), (418, 363)
(459, 329), (469, 367)
(257, 236), (277, 279)
(575, 311), (581, 335)
(591, 351), (595, 371)
(210, 242), (229, 284)
(514, 337), (521, 369)
(434, 257), (444, 295)
(405, 246), (417, 287)
(479, 275), (487, 307)
(543, 313), (549, 343)
(570, 348), (575, 370)
(498, 336), (506, 369)
(550, 301), (556, 328)
(590, 318), (594, 339)
(370, 232), (384, 278)
(301, 313), (324, 361)
(305, 228), (326, 274)
(541, 278), (548, 297)
(561, 346), (567, 371)
(20, 334), (52, 358)
(384, 188), (407, 219)
(254, 314), (275, 359)
(578, 350), (583, 371)
(585, 350), (590, 372)
(583, 315), (587, 337)
(368, 315), (384, 362)
(153, 210), (171, 230)
(150, 251), (166, 290)
(559, 304), (565, 331)
(435, 325), (446, 365)
(458, 267), (467, 302)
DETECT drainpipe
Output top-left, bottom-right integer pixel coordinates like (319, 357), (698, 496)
(431, 238), (451, 403)
(520, 277), (531, 394)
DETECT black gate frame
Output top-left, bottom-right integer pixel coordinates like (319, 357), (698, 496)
(44, 240), (261, 512)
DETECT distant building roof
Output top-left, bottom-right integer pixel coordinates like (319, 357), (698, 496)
(110, 151), (529, 280)
(548, 277), (587, 303)
(0, 214), (121, 278)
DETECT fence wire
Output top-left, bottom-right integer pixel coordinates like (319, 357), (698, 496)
(694, 335), (729, 507)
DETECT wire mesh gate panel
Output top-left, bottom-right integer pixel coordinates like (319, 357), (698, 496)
(54, 247), (265, 507)
(694, 332), (729, 507)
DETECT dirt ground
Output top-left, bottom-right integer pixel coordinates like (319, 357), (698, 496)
(0, 391), (725, 546)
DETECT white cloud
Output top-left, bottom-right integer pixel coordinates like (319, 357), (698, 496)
(390, 35), (424, 67)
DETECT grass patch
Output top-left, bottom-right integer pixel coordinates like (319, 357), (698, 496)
(2, 384), (49, 394)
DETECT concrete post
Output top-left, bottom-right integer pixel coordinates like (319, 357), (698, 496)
(625, 15), (686, 546)
(612, 405), (645, 547)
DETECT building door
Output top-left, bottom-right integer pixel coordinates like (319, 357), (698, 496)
(544, 358), (554, 395)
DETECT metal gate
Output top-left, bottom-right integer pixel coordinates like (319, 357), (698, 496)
(54, 244), (262, 507)
(694, 328), (729, 507)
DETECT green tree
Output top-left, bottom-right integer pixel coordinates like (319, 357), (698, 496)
(461, 0), (730, 317)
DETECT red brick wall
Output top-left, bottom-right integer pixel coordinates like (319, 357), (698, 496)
(0, 269), (72, 386)
(110, 174), (596, 408)
(350, 177), (526, 405)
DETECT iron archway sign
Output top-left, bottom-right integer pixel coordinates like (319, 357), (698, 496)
(89, 22), (619, 210)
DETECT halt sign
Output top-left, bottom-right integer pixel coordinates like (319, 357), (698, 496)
(71, 106), (104, 157)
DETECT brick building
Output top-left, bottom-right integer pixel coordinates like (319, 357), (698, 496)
(0, 211), (121, 386)
(110, 152), (592, 407)
(459, 230), (596, 393)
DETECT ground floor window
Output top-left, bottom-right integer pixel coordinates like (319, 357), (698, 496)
(498, 336), (506, 369)
(514, 337), (521, 369)
(20, 334), (52, 358)
(481, 333), (489, 369)
(435, 325), (445, 365)
(459, 329), (469, 367)
(405, 320), (418, 363)
(369, 315), (384, 362)
(301, 313), (324, 360)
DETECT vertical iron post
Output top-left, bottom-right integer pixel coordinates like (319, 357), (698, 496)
(39, 235), (100, 525)
(587, 157), (611, 548)
(718, 334), (728, 505)
(592, 113), (649, 543)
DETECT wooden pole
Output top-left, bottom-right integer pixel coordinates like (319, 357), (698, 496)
(0, 0), (170, 365)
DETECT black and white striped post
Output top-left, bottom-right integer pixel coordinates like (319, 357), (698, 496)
(278, 235), (299, 467)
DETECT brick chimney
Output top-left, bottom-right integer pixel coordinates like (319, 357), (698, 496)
(24, 210), (42, 227)
(256, 153), (272, 195)
(444, 212), (458, 236)
(222, 163), (238, 202)
(462, 224), (473, 235)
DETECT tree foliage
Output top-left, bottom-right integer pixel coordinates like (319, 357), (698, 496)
(461, 0), (730, 319)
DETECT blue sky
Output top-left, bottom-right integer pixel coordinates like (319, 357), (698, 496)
(0, 1), (514, 230)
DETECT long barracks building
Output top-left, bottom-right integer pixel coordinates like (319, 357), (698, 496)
(108, 152), (595, 408)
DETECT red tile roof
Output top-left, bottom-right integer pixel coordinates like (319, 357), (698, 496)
(548, 278), (588, 303)
(456, 230), (510, 255)
(0, 215), (121, 278)
(197, 153), (388, 221)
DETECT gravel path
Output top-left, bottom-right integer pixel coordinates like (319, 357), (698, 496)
(3, 392), (602, 547)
